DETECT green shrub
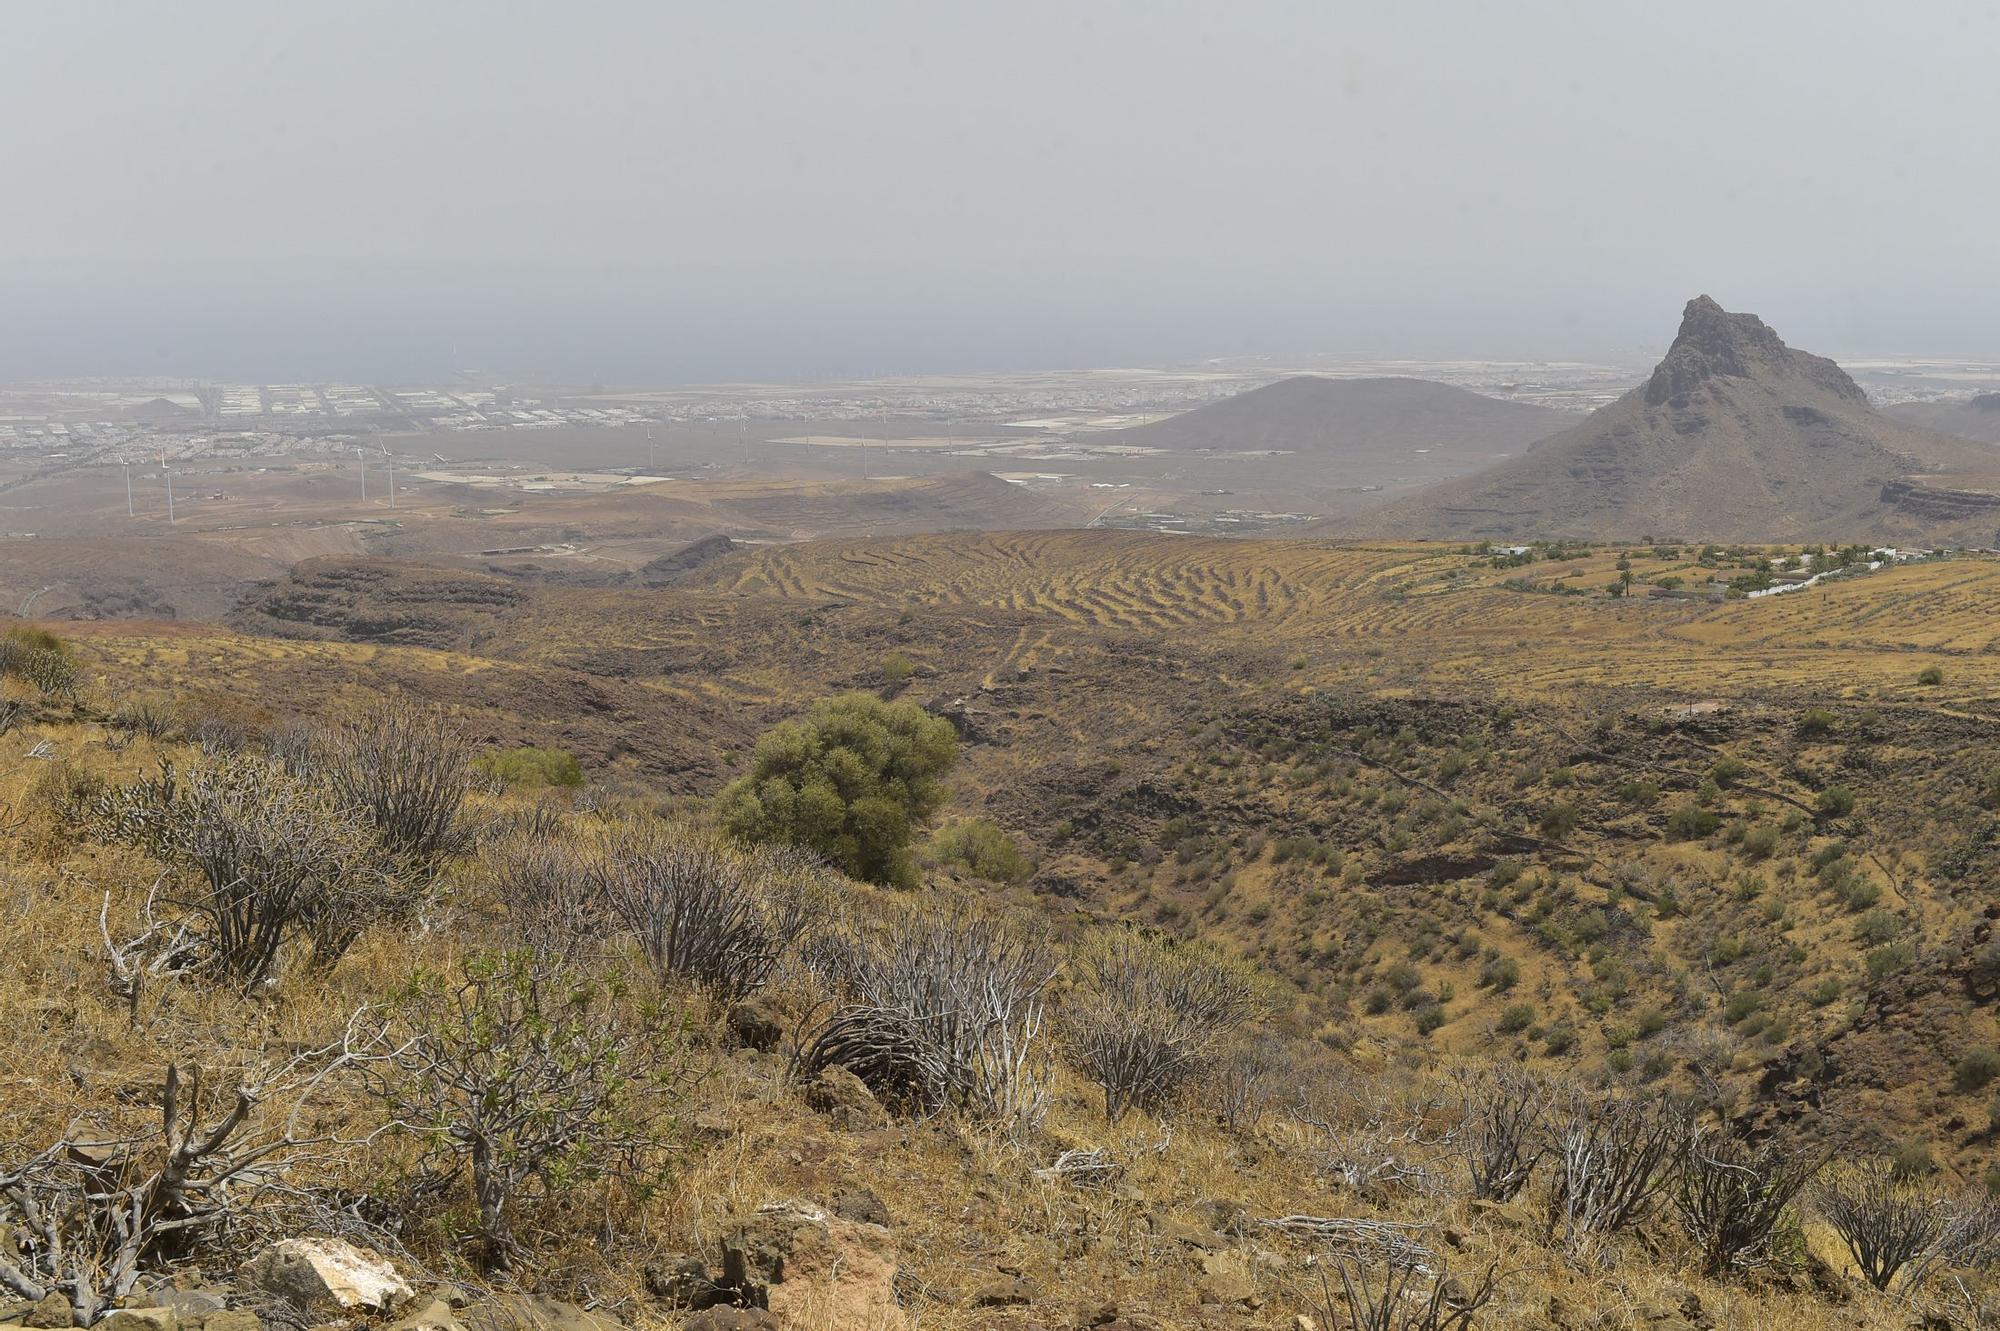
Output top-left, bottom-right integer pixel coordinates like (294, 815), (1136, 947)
(1865, 942), (1914, 981)
(1816, 785), (1857, 819)
(1, 625), (66, 655)
(1740, 824), (1780, 859)
(718, 692), (956, 888)
(1723, 990), (1763, 1024)
(1840, 877), (1882, 912)
(1891, 1140), (1935, 1179)
(1709, 757), (1749, 788)
(1414, 1005), (1447, 1036)
(1853, 909), (1903, 945)
(879, 651), (915, 687)
(928, 817), (1032, 884)
(474, 745), (584, 790)
(1666, 803), (1721, 840)
(1917, 665), (1945, 686)
(1808, 978), (1843, 1007)
(0, 626), (81, 700)
(1480, 955), (1521, 991)
(1956, 1047), (2000, 1093)
(1496, 1001), (1536, 1034)
(1540, 802), (1581, 839)
(1796, 708), (1837, 738)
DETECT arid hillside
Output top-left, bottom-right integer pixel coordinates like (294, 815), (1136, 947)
(1100, 376), (1571, 463)
(0, 470), (1086, 623)
(1352, 298), (2000, 543)
(1887, 393), (2000, 444)
(7, 529), (2000, 1331)
(114, 530), (2000, 1178)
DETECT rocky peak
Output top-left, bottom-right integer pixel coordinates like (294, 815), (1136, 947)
(1645, 295), (1864, 407)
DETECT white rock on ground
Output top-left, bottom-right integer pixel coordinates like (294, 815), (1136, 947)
(236, 1238), (415, 1318)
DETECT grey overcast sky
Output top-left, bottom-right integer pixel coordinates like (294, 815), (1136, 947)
(4, 0), (1999, 383)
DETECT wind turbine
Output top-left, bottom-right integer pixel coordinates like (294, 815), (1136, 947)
(164, 467), (175, 523)
(123, 459), (134, 518)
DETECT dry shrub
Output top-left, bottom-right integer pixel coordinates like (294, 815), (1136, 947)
(0, 1048), (378, 1324)
(1454, 1064), (1551, 1202)
(1300, 1250), (1499, 1331)
(1546, 1089), (1691, 1259)
(284, 701), (473, 868)
(1290, 1074), (1456, 1199)
(592, 822), (826, 1001)
(484, 829), (609, 960)
(1066, 929), (1259, 1123)
(1816, 1160), (2000, 1292)
(91, 756), (403, 990)
(1210, 1034), (1292, 1134)
(1674, 1128), (1824, 1277)
(795, 899), (1054, 1130)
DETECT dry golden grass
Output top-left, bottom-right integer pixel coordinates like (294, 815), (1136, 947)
(10, 535), (2000, 1329)
(0, 710), (1967, 1331)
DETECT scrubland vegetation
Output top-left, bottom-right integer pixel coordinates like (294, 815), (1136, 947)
(9, 535), (2000, 1331)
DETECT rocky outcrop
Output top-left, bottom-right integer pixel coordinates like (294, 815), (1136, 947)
(236, 1237), (415, 1319)
(1644, 296), (1865, 408)
(1356, 295), (2000, 542)
(1880, 478), (2000, 521)
(718, 1201), (905, 1331)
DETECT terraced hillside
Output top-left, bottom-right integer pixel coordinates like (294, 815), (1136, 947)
(15, 525), (2000, 1331)
(70, 530), (2000, 1201)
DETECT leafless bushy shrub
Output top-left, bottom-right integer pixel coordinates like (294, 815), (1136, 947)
(795, 901), (1054, 1130)
(98, 879), (204, 1025)
(107, 693), (177, 742)
(1291, 1084), (1455, 1199)
(1546, 1090), (1691, 1259)
(794, 1002), (955, 1115)
(1300, 1251), (1499, 1331)
(1211, 1035), (1291, 1134)
(93, 758), (401, 989)
(592, 823), (825, 1000)
(1456, 1065), (1549, 1202)
(0, 1044), (380, 1325)
(1910, 1194), (2000, 1293)
(287, 702), (473, 867)
(1817, 1161), (2000, 1292)
(1066, 929), (1258, 1122)
(365, 949), (692, 1271)
(1674, 1129), (1825, 1277)
(484, 831), (608, 960)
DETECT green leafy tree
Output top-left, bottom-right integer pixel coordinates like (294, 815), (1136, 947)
(718, 693), (956, 887)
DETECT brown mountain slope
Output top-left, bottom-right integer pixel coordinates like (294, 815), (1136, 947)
(1102, 374), (1571, 461)
(1886, 392), (2000, 443)
(1349, 297), (2000, 543)
(693, 469), (1087, 538)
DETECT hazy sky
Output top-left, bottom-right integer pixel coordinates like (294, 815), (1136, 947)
(5, 0), (1999, 383)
